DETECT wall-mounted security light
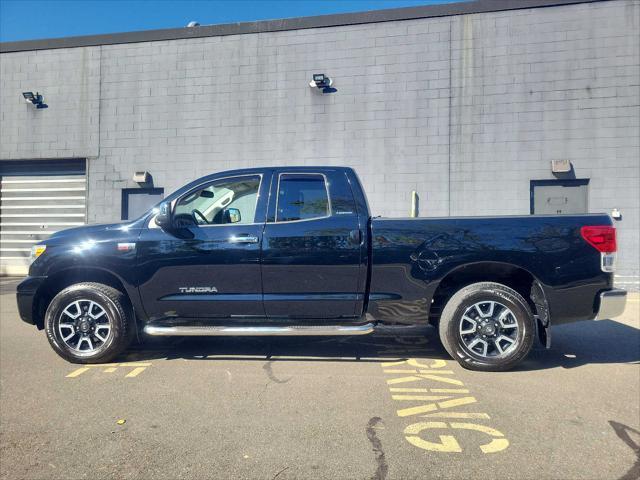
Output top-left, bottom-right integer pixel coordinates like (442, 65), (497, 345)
(611, 208), (622, 221)
(22, 91), (48, 109)
(309, 74), (337, 94)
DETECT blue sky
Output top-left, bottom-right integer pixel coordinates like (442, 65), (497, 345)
(0, 0), (462, 42)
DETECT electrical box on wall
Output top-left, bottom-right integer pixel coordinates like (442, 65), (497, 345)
(551, 159), (572, 173)
(133, 171), (150, 184)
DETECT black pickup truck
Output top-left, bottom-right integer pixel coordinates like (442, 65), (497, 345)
(17, 166), (626, 371)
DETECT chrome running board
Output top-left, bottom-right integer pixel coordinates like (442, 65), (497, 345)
(143, 323), (375, 337)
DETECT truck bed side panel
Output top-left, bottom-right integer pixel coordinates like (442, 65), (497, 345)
(369, 214), (613, 325)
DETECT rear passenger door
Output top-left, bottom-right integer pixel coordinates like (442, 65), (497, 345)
(261, 170), (366, 320)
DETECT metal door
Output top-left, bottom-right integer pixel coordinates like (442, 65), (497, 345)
(531, 179), (589, 215)
(0, 160), (86, 275)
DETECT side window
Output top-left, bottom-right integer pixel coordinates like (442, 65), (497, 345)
(174, 175), (260, 225)
(276, 174), (330, 222)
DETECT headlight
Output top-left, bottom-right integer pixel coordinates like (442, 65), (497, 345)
(29, 244), (46, 264)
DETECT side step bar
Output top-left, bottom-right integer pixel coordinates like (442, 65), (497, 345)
(143, 323), (375, 337)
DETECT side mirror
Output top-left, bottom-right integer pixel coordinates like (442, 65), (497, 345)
(155, 201), (172, 229)
(225, 208), (241, 224)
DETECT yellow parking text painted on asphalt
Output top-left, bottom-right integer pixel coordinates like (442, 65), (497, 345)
(377, 338), (509, 454)
(65, 362), (151, 379)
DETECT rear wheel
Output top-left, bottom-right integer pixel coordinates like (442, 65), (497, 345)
(438, 282), (535, 371)
(44, 282), (134, 364)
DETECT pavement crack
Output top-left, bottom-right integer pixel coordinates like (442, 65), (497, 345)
(366, 417), (388, 480)
(609, 421), (640, 480)
(263, 360), (291, 385)
(272, 466), (290, 479)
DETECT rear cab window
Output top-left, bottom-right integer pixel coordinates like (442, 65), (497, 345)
(276, 174), (330, 222)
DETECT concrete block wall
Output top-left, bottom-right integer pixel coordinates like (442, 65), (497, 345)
(91, 17), (452, 221)
(449, 1), (639, 280)
(0, 47), (100, 158)
(1, 0), (638, 282)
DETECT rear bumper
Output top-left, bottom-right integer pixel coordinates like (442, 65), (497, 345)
(594, 289), (627, 320)
(16, 276), (46, 325)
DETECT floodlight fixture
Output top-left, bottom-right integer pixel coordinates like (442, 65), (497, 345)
(22, 91), (48, 109)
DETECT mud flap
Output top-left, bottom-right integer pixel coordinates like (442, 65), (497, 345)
(536, 316), (551, 349)
(531, 282), (551, 349)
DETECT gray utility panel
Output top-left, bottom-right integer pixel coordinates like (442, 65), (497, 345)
(531, 180), (589, 215)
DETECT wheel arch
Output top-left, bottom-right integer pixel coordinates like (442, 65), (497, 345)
(33, 267), (136, 330)
(430, 261), (549, 345)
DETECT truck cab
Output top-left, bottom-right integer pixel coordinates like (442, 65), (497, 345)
(138, 167), (370, 323)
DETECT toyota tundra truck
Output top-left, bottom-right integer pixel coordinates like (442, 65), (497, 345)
(16, 166), (627, 371)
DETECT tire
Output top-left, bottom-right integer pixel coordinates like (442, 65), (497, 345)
(438, 282), (535, 372)
(44, 282), (135, 364)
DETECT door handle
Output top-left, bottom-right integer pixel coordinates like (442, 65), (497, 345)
(349, 229), (362, 245)
(229, 235), (259, 244)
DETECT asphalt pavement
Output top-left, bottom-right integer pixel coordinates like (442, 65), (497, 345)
(1, 277), (638, 480)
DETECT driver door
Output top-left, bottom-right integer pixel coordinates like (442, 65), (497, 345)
(137, 173), (270, 321)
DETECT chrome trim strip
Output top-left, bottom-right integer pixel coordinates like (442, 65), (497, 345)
(229, 235), (259, 243)
(144, 323), (374, 336)
(594, 289), (627, 320)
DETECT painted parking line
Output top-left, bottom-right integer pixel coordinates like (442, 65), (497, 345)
(65, 367), (90, 378)
(124, 367), (146, 378)
(65, 362), (151, 379)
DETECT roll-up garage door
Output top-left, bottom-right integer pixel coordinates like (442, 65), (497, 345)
(0, 159), (86, 276)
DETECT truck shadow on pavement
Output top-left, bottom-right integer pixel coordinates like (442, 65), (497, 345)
(520, 318), (640, 371)
(119, 319), (640, 371)
(122, 329), (451, 364)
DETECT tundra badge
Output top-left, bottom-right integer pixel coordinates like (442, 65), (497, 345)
(178, 287), (219, 294)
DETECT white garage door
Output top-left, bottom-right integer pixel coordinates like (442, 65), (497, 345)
(0, 160), (86, 276)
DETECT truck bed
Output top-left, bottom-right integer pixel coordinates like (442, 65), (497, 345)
(368, 214), (613, 325)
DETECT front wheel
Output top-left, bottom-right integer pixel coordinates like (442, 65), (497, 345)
(438, 282), (535, 371)
(44, 282), (135, 364)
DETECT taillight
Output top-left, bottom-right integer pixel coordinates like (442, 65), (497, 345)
(580, 226), (617, 252)
(580, 225), (617, 273)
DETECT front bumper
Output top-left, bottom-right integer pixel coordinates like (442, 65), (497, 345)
(16, 276), (46, 325)
(594, 289), (627, 320)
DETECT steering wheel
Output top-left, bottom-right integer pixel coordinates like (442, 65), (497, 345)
(192, 209), (209, 225)
(173, 213), (197, 228)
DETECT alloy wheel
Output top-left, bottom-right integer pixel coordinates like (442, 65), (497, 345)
(458, 300), (519, 358)
(58, 299), (112, 355)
